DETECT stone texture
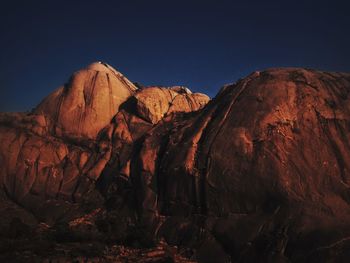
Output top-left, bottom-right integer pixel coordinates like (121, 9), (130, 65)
(0, 62), (209, 227)
(34, 62), (137, 140)
(134, 68), (350, 262)
(134, 86), (209, 124)
(1, 65), (350, 262)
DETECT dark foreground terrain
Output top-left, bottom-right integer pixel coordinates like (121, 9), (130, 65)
(1, 62), (350, 262)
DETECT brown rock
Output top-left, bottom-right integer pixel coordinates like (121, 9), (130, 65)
(34, 62), (137, 140)
(135, 68), (350, 262)
(1, 66), (350, 262)
(134, 86), (209, 124)
(169, 86), (192, 94)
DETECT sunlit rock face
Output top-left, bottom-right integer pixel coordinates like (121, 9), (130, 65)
(134, 86), (209, 124)
(1, 65), (350, 262)
(34, 62), (138, 140)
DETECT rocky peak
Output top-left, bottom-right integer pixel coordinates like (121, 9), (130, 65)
(34, 62), (137, 139)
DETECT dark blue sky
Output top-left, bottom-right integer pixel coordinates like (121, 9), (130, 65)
(1, 0), (349, 111)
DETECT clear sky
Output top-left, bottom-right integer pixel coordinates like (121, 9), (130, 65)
(1, 0), (349, 111)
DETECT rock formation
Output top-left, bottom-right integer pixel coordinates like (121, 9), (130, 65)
(34, 61), (138, 139)
(134, 86), (209, 124)
(1, 63), (350, 262)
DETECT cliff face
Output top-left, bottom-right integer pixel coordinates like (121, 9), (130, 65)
(1, 64), (350, 262)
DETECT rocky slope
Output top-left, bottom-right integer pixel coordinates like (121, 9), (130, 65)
(1, 63), (350, 262)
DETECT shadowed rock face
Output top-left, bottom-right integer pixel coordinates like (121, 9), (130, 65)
(141, 69), (350, 216)
(1, 65), (350, 262)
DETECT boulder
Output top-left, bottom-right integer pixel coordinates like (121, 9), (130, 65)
(134, 86), (209, 124)
(135, 68), (350, 261)
(34, 62), (137, 140)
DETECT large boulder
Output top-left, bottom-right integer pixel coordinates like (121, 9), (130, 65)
(135, 68), (350, 261)
(34, 62), (138, 140)
(134, 86), (209, 124)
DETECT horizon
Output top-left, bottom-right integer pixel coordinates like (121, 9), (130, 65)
(1, 0), (349, 111)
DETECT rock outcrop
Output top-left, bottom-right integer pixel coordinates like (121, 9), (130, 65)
(134, 68), (350, 261)
(134, 87), (209, 124)
(1, 64), (350, 262)
(34, 62), (138, 139)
